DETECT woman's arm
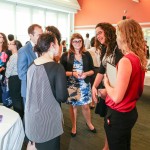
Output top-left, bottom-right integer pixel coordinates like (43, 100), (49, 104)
(104, 57), (132, 104)
(60, 52), (68, 70)
(55, 65), (68, 103)
(92, 73), (104, 103)
(80, 51), (94, 79)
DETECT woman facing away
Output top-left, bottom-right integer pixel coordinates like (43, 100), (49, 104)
(25, 33), (68, 150)
(103, 19), (147, 150)
(5, 40), (24, 119)
(92, 22), (123, 150)
(60, 33), (96, 137)
(45, 26), (62, 62)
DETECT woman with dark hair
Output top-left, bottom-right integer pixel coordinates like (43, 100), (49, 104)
(0, 32), (11, 103)
(45, 26), (62, 62)
(92, 23), (123, 150)
(25, 33), (68, 150)
(5, 40), (24, 119)
(60, 33), (96, 137)
(0, 32), (10, 74)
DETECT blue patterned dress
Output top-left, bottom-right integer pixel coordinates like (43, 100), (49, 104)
(67, 58), (92, 106)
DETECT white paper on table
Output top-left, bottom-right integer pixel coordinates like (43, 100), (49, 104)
(106, 62), (117, 87)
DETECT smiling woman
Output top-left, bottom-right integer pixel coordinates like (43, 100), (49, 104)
(60, 33), (96, 137)
(5, 40), (24, 119)
(92, 22), (123, 150)
(0, 32), (11, 104)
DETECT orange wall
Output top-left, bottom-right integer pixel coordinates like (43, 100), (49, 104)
(75, 0), (150, 26)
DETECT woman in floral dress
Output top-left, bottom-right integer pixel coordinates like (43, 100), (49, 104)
(60, 33), (96, 137)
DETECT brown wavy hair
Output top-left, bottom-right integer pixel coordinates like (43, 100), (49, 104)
(95, 23), (117, 56)
(0, 32), (8, 51)
(117, 19), (147, 70)
(68, 33), (85, 54)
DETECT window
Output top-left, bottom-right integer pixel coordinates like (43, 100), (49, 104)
(0, 1), (72, 45)
(46, 11), (57, 27)
(0, 2), (15, 35)
(32, 8), (45, 30)
(16, 5), (31, 44)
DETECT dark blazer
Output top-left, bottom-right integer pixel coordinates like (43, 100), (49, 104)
(60, 51), (94, 83)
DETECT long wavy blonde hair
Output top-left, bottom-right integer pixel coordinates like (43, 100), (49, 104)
(116, 19), (147, 70)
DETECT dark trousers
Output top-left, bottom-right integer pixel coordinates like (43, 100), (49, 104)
(104, 107), (138, 150)
(35, 136), (60, 150)
(8, 75), (24, 119)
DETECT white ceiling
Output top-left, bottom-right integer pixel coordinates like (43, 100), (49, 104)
(3, 0), (80, 13)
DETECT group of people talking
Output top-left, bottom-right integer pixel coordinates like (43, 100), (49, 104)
(0, 18), (147, 150)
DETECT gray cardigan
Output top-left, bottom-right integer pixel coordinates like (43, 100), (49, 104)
(25, 62), (68, 143)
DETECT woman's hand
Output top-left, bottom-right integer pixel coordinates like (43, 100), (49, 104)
(0, 67), (5, 72)
(72, 71), (79, 78)
(98, 89), (107, 99)
(79, 72), (87, 79)
(92, 86), (98, 103)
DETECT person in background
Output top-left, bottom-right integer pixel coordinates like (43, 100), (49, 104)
(5, 40), (24, 119)
(92, 23), (123, 150)
(87, 36), (101, 109)
(60, 33), (96, 137)
(8, 34), (14, 42)
(0, 32), (11, 103)
(45, 26), (62, 62)
(84, 33), (91, 49)
(25, 33), (68, 150)
(61, 40), (67, 53)
(144, 40), (149, 59)
(17, 24), (43, 105)
(103, 19), (147, 150)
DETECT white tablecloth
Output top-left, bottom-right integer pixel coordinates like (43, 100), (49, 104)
(0, 106), (25, 150)
(144, 71), (150, 86)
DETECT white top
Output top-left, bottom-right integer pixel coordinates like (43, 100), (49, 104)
(87, 47), (101, 67)
(0, 106), (25, 150)
(5, 53), (18, 78)
(84, 38), (91, 49)
(144, 71), (150, 86)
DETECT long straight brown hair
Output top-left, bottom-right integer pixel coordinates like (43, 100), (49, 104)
(68, 33), (86, 55)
